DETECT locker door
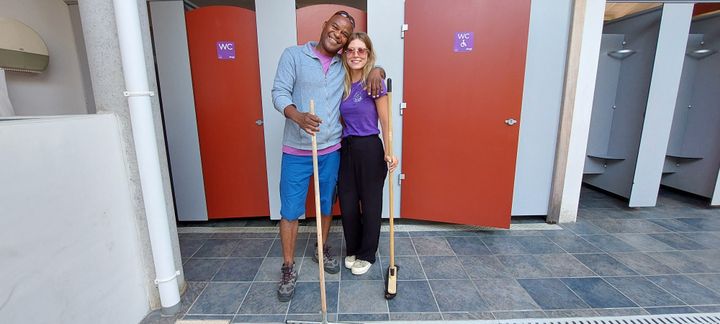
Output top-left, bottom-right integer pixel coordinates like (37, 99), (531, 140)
(401, 0), (531, 228)
(186, 7), (269, 219)
(295, 4), (367, 217)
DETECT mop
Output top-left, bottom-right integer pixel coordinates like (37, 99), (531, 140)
(384, 79), (398, 300)
(286, 100), (338, 324)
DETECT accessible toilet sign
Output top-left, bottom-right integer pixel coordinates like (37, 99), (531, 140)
(217, 41), (235, 60)
(454, 32), (473, 52)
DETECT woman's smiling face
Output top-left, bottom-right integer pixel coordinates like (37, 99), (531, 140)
(345, 39), (369, 71)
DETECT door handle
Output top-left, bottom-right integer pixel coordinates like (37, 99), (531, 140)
(255, 119), (264, 126)
(505, 118), (517, 126)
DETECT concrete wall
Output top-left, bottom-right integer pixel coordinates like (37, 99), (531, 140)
(0, 0), (92, 115)
(0, 114), (149, 324)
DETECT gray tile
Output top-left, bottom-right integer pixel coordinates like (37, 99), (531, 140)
(183, 315), (234, 321)
(338, 280), (388, 313)
(474, 278), (540, 311)
(287, 281), (339, 314)
(517, 278), (589, 310)
(579, 235), (638, 252)
(684, 250), (720, 269)
(493, 310), (546, 319)
(446, 236), (492, 255)
(237, 282), (291, 314)
(677, 218), (720, 231)
(647, 233), (708, 250)
(229, 238), (273, 257)
(212, 258), (263, 282)
(496, 255), (553, 278)
(481, 237), (527, 254)
(378, 237), (416, 256)
(544, 309), (598, 318)
(380, 231), (409, 238)
(680, 232), (720, 249)
(180, 239), (205, 258)
(231, 314), (285, 323)
(337, 313), (389, 321)
(535, 254), (596, 277)
(387, 280), (439, 312)
(459, 255), (511, 279)
(212, 232), (277, 239)
(412, 237), (454, 256)
(693, 305), (720, 313)
(646, 251), (717, 273)
(645, 306), (698, 315)
(561, 278), (637, 308)
(689, 274), (720, 294)
(184, 258), (224, 281)
(389, 312), (442, 321)
(588, 219), (671, 234)
(194, 239), (240, 257)
(514, 236), (566, 254)
(647, 275), (720, 305)
(297, 256), (340, 282)
(267, 237), (307, 258)
(573, 253), (637, 276)
(179, 281), (208, 314)
(594, 308), (649, 316)
(429, 279), (489, 312)
(188, 282), (250, 314)
(139, 310), (179, 324)
(254, 257), (286, 282)
(379, 256), (426, 280)
(547, 235), (602, 253)
(604, 276), (685, 307)
(608, 253), (676, 276)
(441, 312), (494, 320)
(304, 236), (342, 257)
(649, 218), (704, 232)
(614, 233), (675, 252)
(420, 256), (468, 279)
(178, 233), (214, 240)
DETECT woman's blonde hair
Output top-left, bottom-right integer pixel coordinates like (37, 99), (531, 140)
(342, 32), (376, 100)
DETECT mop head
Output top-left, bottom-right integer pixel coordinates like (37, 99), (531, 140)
(384, 265), (399, 299)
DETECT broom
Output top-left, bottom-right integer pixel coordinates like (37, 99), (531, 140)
(384, 79), (398, 300)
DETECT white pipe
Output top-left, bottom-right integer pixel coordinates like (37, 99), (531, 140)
(112, 0), (181, 313)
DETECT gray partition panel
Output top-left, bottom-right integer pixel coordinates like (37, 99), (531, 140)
(149, 1), (208, 221)
(662, 14), (720, 202)
(583, 9), (662, 198)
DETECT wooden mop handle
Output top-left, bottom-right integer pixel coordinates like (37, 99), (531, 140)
(387, 79), (395, 268)
(310, 100), (328, 316)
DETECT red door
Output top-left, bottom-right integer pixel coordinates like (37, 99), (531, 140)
(186, 7), (269, 219)
(296, 4), (367, 217)
(401, 0), (531, 228)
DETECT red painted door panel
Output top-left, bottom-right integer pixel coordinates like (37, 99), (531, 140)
(186, 7), (269, 219)
(401, 0), (530, 228)
(296, 5), (367, 217)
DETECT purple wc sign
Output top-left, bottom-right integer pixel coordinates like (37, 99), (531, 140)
(454, 32), (473, 52)
(217, 41), (235, 60)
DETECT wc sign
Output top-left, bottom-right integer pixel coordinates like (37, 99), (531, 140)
(217, 41), (235, 60)
(454, 32), (473, 52)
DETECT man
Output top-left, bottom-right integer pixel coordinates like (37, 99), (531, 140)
(271, 11), (384, 302)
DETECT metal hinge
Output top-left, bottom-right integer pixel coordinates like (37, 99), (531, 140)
(398, 173), (406, 185)
(401, 24), (409, 39)
(400, 102), (407, 115)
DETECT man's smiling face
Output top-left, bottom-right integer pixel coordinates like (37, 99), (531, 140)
(319, 15), (354, 55)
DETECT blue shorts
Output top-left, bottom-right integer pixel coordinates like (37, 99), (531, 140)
(280, 151), (340, 220)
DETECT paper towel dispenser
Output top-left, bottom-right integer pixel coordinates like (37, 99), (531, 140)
(0, 18), (49, 73)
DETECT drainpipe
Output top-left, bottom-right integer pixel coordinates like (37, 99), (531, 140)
(112, 0), (181, 314)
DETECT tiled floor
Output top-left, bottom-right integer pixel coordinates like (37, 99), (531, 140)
(142, 186), (720, 323)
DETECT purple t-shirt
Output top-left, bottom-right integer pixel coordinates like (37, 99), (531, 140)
(340, 80), (387, 138)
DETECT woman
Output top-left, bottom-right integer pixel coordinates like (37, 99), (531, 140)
(338, 32), (398, 275)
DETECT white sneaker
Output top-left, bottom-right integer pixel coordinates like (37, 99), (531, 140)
(351, 259), (371, 275)
(344, 255), (356, 269)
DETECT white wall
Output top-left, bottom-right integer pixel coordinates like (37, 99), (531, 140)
(1, 0), (91, 115)
(0, 114), (149, 324)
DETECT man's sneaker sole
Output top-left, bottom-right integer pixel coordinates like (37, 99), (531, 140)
(277, 291), (293, 302)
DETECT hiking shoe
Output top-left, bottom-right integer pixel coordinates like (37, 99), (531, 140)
(351, 259), (372, 275)
(277, 263), (297, 302)
(312, 243), (340, 274)
(344, 255), (356, 269)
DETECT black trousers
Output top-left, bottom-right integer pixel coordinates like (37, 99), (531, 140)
(338, 135), (387, 263)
